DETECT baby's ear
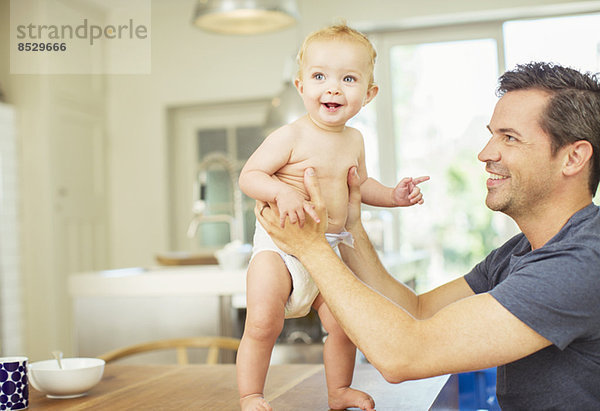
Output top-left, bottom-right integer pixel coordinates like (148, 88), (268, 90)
(364, 85), (379, 106)
(294, 78), (304, 95)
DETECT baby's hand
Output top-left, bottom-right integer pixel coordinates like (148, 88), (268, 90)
(275, 188), (319, 227)
(392, 176), (430, 206)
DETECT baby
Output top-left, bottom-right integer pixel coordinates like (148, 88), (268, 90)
(237, 24), (428, 411)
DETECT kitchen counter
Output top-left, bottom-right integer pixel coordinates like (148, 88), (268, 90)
(69, 266), (247, 361)
(69, 265), (246, 297)
(68, 255), (426, 362)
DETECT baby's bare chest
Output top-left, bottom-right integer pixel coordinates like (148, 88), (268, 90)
(283, 135), (361, 179)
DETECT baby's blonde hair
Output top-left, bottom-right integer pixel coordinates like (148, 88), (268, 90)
(296, 23), (377, 88)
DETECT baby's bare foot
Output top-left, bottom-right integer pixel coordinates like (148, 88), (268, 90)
(240, 393), (272, 411)
(328, 387), (375, 411)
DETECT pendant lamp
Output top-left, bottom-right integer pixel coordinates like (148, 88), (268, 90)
(192, 0), (299, 35)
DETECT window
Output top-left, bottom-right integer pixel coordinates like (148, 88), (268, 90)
(168, 100), (270, 254)
(363, 12), (600, 291)
(196, 125), (264, 247)
(504, 13), (600, 72)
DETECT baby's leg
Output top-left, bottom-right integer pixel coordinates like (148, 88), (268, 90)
(237, 251), (291, 411)
(314, 295), (375, 411)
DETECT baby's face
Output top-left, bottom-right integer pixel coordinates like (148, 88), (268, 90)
(295, 39), (377, 132)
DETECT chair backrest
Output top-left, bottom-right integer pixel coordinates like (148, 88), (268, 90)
(98, 336), (240, 365)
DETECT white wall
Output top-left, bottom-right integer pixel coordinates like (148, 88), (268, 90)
(107, 0), (600, 268)
(0, 0), (109, 360)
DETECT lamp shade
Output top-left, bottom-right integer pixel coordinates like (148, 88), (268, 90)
(192, 0), (299, 35)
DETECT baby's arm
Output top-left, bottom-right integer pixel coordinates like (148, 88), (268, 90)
(239, 127), (318, 227)
(354, 131), (429, 207)
(361, 176), (430, 207)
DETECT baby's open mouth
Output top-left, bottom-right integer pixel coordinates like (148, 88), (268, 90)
(323, 102), (341, 109)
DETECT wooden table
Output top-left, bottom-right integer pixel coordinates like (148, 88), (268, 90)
(29, 364), (458, 410)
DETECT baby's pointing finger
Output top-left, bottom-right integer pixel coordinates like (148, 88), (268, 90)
(413, 176), (430, 185)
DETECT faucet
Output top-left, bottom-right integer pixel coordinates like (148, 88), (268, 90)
(186, 152), (244, 243)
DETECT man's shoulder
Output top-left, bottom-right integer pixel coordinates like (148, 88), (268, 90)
(547, 203), (600, 251)
(496, 204), (600, 259)
(568, 203), (600, 232)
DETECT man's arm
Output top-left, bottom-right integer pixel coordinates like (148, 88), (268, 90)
(341, 167), (469, 318)
(257, 168), (552, 382)
(339, 221), (474, 319)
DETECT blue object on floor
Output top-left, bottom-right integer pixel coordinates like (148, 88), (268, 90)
(458, 367), (500, 410)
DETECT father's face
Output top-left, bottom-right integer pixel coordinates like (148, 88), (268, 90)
(478, 89), (564, 218)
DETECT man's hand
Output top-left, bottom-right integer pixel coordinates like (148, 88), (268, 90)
(256, 168), (328, 256)
(391, 176), (430, 206)
(345, 166), (363, 232)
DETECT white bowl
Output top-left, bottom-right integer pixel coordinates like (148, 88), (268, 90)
(215, 242), (252, 270)
(28, 358), (105, 399)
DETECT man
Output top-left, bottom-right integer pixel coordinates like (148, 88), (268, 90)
(256, 62), (600, 409)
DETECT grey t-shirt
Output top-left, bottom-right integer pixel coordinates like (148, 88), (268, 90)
(465, 203), (600, 410)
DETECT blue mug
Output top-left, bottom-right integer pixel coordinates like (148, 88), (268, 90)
(0, 357), (28, 410)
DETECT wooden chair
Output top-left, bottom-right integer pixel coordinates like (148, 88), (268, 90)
(98, 336), (240, 365)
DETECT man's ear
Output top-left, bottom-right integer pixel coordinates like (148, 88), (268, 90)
(294, 78), (303, 95)
(563, 140), (593, 177)
(363, 85), (379, 106)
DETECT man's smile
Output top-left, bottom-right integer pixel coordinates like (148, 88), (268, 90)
(489, 172), (508, 180)
(486, 170), (510, 187)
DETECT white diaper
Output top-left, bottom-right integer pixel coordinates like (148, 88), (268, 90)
(251, 221), (354, 319)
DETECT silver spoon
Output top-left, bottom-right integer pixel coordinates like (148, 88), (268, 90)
(51, 350), (64, 369)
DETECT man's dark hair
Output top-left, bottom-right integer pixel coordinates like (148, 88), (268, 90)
(497, 62), (600, 196)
